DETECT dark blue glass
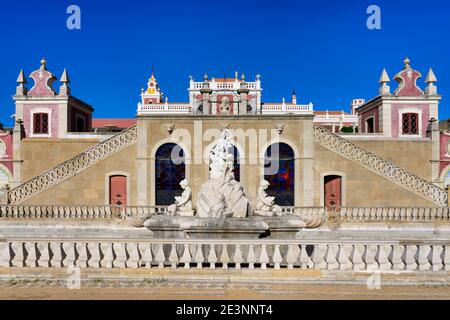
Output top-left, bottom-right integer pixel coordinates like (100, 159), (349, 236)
(155, 143), (185, 205)
(264, 143), (295, 206)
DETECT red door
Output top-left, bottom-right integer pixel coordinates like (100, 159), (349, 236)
(324, 175), (342, 208)
(110, 175), (127, 206)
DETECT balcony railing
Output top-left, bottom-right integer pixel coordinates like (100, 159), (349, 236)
(1, 237), (449, 271)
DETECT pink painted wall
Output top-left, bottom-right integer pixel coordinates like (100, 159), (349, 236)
(391, 104), (429, 138)
(0, 131), (13, 174)
(23, 104), (59, 138)
(359, 107), (379, 133)
(439, 133), (450, 175)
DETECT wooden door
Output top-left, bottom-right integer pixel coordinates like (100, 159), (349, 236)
(324, 175), (342, 208)
(110, 175), (127, 206)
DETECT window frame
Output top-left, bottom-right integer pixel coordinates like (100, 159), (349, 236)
(30, 108), (52, 138)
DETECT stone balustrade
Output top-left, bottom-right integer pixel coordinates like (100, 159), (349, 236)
(1, 238), (449, 271)
(0, 205), (449, 222)
(0, 205), (167, 219)
(337, 207), (450, 221)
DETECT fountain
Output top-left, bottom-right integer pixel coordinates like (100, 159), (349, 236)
(143, 129), (322, 238)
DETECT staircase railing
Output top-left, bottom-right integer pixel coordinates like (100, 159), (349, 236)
(312, 125), (447, 206)
(8, 126), (138, 204)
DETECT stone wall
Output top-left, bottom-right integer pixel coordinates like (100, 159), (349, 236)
(21, 144), (137, 205)
(313, 143), (436, 207)
(21, 138), (99, 180)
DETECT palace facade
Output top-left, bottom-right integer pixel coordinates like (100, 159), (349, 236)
(0, 57), (448, 208)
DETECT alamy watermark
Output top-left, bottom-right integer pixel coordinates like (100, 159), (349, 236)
(67, 5), (81, 30)
(367, 5), (381, 30)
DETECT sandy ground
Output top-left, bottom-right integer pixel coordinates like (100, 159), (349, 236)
(1, 267), (450, 300)
(0, 284), (450, 300)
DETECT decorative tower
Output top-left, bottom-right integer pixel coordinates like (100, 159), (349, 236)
(141, 71), (163, 104)
(291, 90), (297, 104)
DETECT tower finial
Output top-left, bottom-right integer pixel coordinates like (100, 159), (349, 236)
(425, 68), (438, 95)
(15, 69), (27, 96)
(59, 68), (71, 96)
(403, 56), (410, 68)
(40, 57), (47, 70)
(379, 68), (391, 95)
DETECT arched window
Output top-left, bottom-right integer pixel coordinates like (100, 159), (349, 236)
(264, 143), (295, 206)
(155, 143), (186, 205)
(209, 144), (240, 182)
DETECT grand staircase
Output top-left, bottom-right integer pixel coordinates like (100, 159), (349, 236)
(8, 126), (137, 204)
(313, 125), (447, 206)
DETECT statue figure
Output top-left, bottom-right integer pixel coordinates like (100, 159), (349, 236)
(220, 96), (230, 114)
(196, 129), (250, 218)
(167, 179), (195, 216)
(254, 179), (283, 217)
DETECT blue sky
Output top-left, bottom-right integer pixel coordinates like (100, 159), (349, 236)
(0, 0), (449, 126)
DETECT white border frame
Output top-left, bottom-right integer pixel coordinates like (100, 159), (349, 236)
(105, 171), (131, 206)
(319, 171), (347, 207)
(398, 107), (422, 138)
(29, 107), (52, 138)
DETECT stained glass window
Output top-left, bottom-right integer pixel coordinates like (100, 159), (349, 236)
(264, 143), (295, 206)
(155, 143), (185, 205)
(209, 144), (240, 182)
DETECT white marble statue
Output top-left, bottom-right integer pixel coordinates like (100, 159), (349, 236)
(196, 129), (250, 218)
(167, 179), (195, 216)
(254, 179), (283, 217)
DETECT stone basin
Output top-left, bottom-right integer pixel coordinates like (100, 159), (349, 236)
(143, 215), (306, 239)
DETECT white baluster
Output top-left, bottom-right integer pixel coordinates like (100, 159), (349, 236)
(126, 243), (140, 268)
(113, 243), (127, 268)
(272, 244), (283, 270)
(139, 243), (153, 268)
(168, 243), (178, 269)
(233, 244), (243, 269)
(405, 245), (418, 270)
(351, 244), (365, 271)
(431, 245), (443, 271)
(208, 244), (217, 269)
(365, 244), (378, 270)
(326, 244), (339, 270)
(299, 245), (313, 269)
(87, 243), (100, 268)
(62, 242), (76, 267)
(312, 244), (327, 270)
(76, 243), (88, 268)
(50, 242), (62, 267)
(155, 244), (166, 268)
(392, 245), (405, 270)
(100, 243), (114, 268)
(259, 244), (269, 270)
(444, 246), (450, 271)
(24, 242), (37, 267)
(247, 244), (256, 270)
(0, 242), (11, 267)
(181, 244), (191, 269)
(11, 242), (25, 267)
(194, 244), (204, 269)
(418, 245), (431, 271)
(377, 245), (392, 270)
(338, 244), (353, 271)
(286, 244), (300, 269)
